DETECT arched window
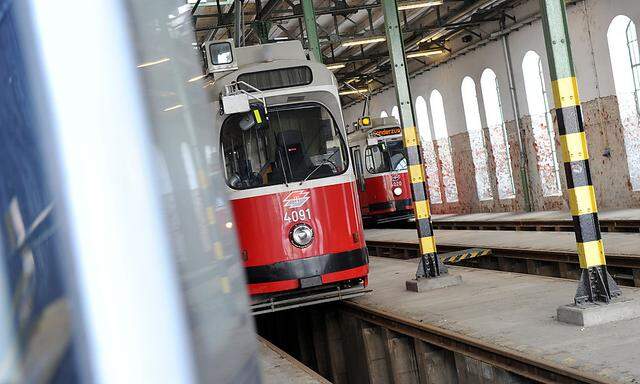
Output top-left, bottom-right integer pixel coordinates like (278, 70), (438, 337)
(522, 51), (561, 196)
(415, 96), (442, 203)
(391, 106), (400, 123)
(461, 76), (493, 201)
(608, 15), (640, 190)
(480, 69), (516, 199)
(430, 90), (458, 202)
(380, 110), (388, 118)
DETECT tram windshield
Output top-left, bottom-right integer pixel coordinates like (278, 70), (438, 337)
(365, 140), (407, 174)
(221, 103), (348, 189)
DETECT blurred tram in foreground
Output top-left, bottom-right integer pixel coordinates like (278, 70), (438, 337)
(0, 1), (259, 383)
(204, 40), (369, 313)
(348, 117), (414, 225)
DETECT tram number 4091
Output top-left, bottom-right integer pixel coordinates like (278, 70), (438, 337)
(284, 209), (312, 223)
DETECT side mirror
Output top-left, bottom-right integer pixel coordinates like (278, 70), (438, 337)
(204, 39), (237, 75)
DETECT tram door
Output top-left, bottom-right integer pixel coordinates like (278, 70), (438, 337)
(350, 146), (365, 192)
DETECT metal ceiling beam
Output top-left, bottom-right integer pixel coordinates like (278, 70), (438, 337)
(256, 0), (282, 20)
(343, 0), (585, 108)
(345, 0), (511, 84)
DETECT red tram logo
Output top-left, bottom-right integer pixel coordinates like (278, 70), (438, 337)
(283, 190), (311, 208)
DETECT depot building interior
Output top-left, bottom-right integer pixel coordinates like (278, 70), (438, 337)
(3, 0), (640, 383)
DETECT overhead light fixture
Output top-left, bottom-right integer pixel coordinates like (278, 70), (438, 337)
(397, 0), (443, 11)
(326, 63), (346, 70)
(163, 104), (183, 112)
(406, 49), (444, 58)
(339, 88), (369, 96)
(341, 36), (386, 47)
(188, 74), (206, 82)
(137, 57), (170, 68)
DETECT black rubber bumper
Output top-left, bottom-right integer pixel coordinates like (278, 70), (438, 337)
(245, 248), (369, 284)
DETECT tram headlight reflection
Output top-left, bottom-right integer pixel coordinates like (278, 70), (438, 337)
(290, 223), (314, 248)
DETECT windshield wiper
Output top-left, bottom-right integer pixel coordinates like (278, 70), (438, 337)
(277, 151), (289, 187)
(299, 149), (339, 186)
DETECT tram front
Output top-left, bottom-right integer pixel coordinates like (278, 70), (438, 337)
(207, 40), (369, 312)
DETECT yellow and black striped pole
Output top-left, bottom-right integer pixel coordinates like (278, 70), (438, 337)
(382, 0), (444, 278)
(539, 0), (621, 303)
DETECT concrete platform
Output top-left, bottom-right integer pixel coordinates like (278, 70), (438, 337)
(365, 228), (640, 259)
(406, 274), (462, 292)
(557, 297), (640, 326)
(259, 336), (330, 384)
(352, 257), (640, 383)
(432, 208), (640, 224)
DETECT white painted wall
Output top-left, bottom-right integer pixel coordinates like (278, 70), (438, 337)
(342, 0), (640, 138)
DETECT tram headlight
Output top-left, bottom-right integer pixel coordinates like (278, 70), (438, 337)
(393, 187), (403, 196)
(290, 223), (314, 248)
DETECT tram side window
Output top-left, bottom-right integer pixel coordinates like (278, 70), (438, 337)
(221, 103), (348, 189)
(365, 141), (407, 174)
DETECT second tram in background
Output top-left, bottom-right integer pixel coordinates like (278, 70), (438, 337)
(204, 39), (369, 313)
(348, 116), (414, 225)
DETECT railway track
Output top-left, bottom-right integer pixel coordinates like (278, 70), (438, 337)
(340, 301), (611, 384)
(377, 217), (640, 233)
(258, 300), (616, 384)
(430, 219), (640, 233)
(366, 235), (640, 287)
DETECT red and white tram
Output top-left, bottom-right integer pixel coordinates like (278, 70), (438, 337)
(205, 39), (368, 311)
(348, 116), (414, 224)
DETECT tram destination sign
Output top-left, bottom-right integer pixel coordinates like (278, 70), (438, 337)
(371, 127), (401, 137)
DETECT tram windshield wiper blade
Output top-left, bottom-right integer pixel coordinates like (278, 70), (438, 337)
(299, 149), (339, 186)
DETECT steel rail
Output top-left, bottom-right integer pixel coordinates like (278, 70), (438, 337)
(366, 239), (640, 270)
(341, 301), (614, 384)
(429, 219), (640, 233)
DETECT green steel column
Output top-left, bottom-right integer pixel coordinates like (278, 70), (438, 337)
(234, 0), (244, 47)
(382, 0), (444, 278)
(302, 0), (322, 63)
(539, 0), (621, 304)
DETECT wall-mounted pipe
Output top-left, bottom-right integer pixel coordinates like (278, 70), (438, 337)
(502, 33), (533, 211)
